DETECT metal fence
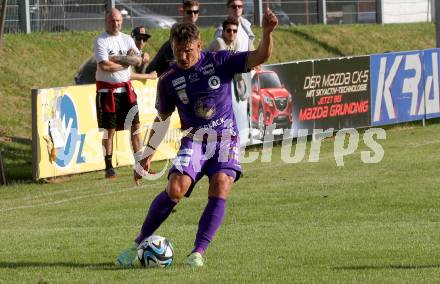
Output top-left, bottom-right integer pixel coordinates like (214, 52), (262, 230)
(0, 0), (433, 34)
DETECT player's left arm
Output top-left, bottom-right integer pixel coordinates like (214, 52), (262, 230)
(246, 8), (278, 70)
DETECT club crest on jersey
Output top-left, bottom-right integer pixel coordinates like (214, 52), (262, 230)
(177, 89), (189, 104)
(208, 76), (221, 90)
(195, 97), (216, 119)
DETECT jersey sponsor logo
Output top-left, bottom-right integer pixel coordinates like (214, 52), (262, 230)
(201, 117), (225, 129)
(202, 63), (215, 75)
(203, 68), (215, 76)
(177, 89), (189, 104)
(188, 72), (200, 83)
(177, 148), (193, 156)
(208, 76), (221, 89)
(173, 156), (191, 167)
(175, 84), (186, 90)
(201, 63), (213, 70)
(172, 76), (185, 87)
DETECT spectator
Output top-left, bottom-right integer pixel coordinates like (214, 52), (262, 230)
(130, 26), (158, 80)
(207, 17), (239, 52)
(208, 17), (247, 103)
(75, 26), (157, 84)
(214, 0), (254, 146)
(94, 8), (142, 179)
(145, 0), (200, 77)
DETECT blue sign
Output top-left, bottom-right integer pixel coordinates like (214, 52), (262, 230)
(370, 51), (426, 126)
(422, 49), (440, 119)
(54, 95), (86, 168)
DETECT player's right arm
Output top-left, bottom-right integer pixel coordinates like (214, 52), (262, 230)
(134, 74), (176, 184)
(134, 111), (172, 184)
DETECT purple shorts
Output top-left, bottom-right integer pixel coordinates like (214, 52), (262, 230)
(169, 136), (242, 197)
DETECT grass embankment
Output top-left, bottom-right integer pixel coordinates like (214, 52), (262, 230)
(0, 23), (435, 138)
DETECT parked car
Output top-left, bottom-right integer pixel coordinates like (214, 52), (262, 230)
(18, 0), (176, 32)
(115, 1), (177, 29)
(251, 70), (293, 139)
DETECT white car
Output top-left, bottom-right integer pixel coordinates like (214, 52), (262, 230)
(6, 0), (177, 33)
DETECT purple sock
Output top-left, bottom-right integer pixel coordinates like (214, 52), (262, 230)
(193, 197), (226, 254)
(135, 191), (177, 244)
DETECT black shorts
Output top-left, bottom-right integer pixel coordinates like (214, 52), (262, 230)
(96, 91), (140, 130)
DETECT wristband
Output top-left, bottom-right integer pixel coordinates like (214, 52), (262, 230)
(133, 150), (144, 163)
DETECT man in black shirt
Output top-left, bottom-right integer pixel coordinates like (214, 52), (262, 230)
(145, 0), (200, 76)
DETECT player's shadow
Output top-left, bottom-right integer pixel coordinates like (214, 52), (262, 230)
(0, 261), (189, 270)
(0, 261), (118, 270)
(333, 264), (440, 270)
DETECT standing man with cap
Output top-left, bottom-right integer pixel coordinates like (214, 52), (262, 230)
(75, 26), (157, 84)
(131, 26), (158, 80)
(94, 8), (143, 179)
(145, 0), (200, 77)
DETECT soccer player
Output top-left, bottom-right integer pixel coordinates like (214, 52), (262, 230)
(116, 8), (278, 267)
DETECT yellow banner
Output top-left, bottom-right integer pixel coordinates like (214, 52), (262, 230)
(32, 80), (181, 180)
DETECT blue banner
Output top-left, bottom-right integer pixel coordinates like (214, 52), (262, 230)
(422, 49), (440, 119)
(370, 51), (426, 126)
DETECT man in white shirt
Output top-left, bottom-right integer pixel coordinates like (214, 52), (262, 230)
(94, 8), (142, 179)
(214, 0), (254, 146)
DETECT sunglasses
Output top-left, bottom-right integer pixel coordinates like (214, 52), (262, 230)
(135, 37), (148, 42)
(229, 5), (243, 9)
(225, 28), (238, 34)
(186, 10), (199, 15)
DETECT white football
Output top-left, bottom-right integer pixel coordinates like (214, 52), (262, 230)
(137, 235), (174, 268)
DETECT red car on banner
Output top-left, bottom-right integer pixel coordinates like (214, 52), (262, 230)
(250, 70), (293, 139)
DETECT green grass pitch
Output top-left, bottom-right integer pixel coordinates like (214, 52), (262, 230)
(1, 123), (440, 283)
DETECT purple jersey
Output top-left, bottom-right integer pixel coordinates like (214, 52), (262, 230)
(156, 51), (249, 136)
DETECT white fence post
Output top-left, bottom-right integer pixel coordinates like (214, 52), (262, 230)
(19, 0), (31, 34)
(318, 0), (326, 24)
(105, 0), (115, 12)
(436, 0), (440, 47)
(376, 0), (383, 24)
(253, 0), (263, 27)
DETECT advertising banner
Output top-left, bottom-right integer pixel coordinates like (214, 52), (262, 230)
(261, 56), (370, 138)
(370, 50), (426, 126)
(32, 80), (181, 180)
(422, 49), (440, 119)
(255, 61), (314, 140)
(311, 56), (371, 130)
